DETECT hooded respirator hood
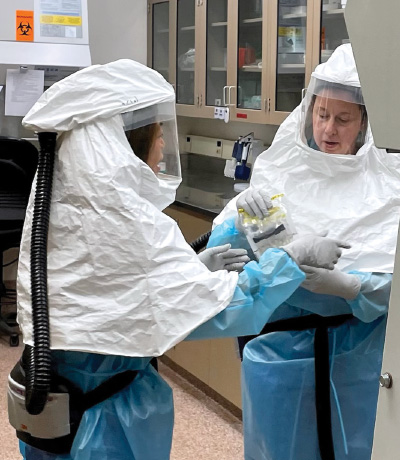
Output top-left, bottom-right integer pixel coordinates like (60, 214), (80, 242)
(23, 58), (182, 210)
(301, 44), (368, 156)
(215, 44), (400, 273)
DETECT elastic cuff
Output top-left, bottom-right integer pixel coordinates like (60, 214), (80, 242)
(343, 275), (362, 300)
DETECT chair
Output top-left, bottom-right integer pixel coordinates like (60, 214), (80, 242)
(0, 137), (38, 346)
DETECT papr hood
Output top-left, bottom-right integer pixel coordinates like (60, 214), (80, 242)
(23, 59), (175, 132)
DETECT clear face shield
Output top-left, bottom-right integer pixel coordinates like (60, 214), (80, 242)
(301, 77), (368, 155)
(122, 100), (181, 181)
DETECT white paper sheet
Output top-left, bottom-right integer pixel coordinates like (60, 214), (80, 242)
(5, 69), (44, 117)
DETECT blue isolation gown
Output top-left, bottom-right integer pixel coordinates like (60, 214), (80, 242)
(201, 217), (390, 460)
(20, 243), (305, 460)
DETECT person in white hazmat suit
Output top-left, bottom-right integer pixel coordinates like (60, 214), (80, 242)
(14, 59), (348, 460)
(202, 44), (400, 460)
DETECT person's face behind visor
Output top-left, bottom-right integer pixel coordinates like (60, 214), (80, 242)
(122, 100), (181, 185)
(312, 89), (364, 155)
(148, 123), (165, 174)
(127, 122), (166, 174)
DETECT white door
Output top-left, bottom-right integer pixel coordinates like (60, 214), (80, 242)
(372, 226), (400, 459)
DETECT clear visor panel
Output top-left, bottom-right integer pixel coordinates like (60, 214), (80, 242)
(158, 118), (181, 180)
(307, 77), (365, 105)
(123, 101), (181, 179)
(300, 77), (367, 155)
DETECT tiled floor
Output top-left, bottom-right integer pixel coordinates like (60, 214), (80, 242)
(0, 338), (243, 460)
(161, 361), (243, 460)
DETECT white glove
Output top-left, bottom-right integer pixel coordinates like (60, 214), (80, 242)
(282, 234), (351, 270)
(198, 244), (250, 272)
(236, 188), (272, 219)
(300, 265), (361, 300)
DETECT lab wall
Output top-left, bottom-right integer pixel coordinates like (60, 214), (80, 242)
(88, 0), (147, 65)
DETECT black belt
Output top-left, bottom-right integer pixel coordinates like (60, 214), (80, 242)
(245, 313), (354, 460)
(14, 346), (139, 454)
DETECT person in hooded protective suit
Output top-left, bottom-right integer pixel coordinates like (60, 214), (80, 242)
(14, 59), (346, 460)
(207, 44), (400, 460)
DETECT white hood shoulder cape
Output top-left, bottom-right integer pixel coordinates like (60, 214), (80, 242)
(18, 59), (238, 357)
(215, 45), (400, 273)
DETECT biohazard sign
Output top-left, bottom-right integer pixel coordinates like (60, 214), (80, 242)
(16, 11), (34, 41)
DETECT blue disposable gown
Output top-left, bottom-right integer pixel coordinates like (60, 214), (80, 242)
(203, 217), (390, 460)
(20, 246), (305, 460)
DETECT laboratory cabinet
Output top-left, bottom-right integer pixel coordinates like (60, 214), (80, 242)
(163, 203), (242, 408)
(148, 0), (350, 125)
(313, 0), (350, 65)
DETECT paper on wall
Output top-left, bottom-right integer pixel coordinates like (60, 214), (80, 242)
(5, 69), (44, 117)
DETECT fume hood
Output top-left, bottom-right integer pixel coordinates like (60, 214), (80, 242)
(0, 0), (91, 137)
(0, 0), (91, 85)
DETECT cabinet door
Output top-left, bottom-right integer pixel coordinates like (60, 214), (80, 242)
(175, 0), (198, 114)
(318, 0), (349, 64)
(174, 0), (230, 119)
(194, 0), (229, 118)
(227, 0), (269, 124)
(268, 0), (314, 125)
(148, 0), (171, 83)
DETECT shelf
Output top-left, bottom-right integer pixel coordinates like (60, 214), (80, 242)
(211, 21), (228, 27)
(240, 65), (262, 72)
(242, 17), (262, 24)
(282, 12), (307, 19)
(181, 25), (195, 31)
(277, 87), (302, 93)
(278, 63), (305, 74)
(210, 67), (227, 72)
(179, 68), (195, 72)
(156, 28), (169, 34)
(323, 8), (345, 16)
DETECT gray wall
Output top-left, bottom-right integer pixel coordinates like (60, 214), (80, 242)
(88, 0), (147, 64)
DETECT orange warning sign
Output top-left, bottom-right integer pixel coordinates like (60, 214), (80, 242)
(16, 10), (34, 41)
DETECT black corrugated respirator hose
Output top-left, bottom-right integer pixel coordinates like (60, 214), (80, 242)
(25, 132), (57, 415)
(189, 231), (211, 253)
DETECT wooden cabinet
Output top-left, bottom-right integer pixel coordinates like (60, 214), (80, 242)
(148, 0), (350, 125)
(167, 336), (243, 408)
(163, 203), (213, 242)
(163, 203), (242, 409)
